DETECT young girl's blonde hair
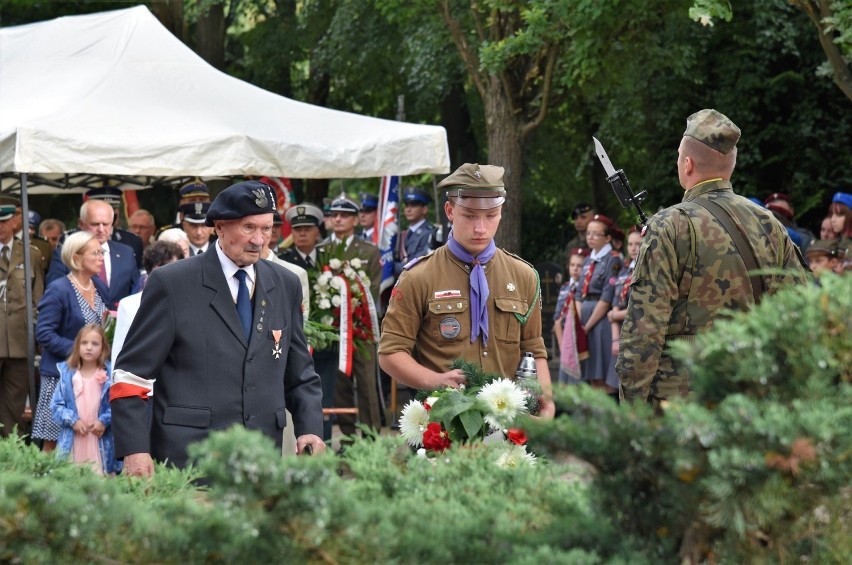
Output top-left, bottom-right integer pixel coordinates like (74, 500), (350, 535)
(66, 323), (110, 369)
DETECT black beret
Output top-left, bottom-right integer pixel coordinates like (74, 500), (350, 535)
(205, 181), (276, 226)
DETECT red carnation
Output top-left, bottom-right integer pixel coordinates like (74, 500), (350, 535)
(422, 422), (451, 452)
(506, 428), (527, 446)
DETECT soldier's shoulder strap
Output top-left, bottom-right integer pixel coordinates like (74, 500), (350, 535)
(402, 249), (435, 271)
(502, 249), (540, 325)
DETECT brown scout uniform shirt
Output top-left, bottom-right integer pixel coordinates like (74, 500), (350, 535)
(379, 244), (546, 379)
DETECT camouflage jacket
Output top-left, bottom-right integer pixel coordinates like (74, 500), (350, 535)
(616, 179), (808, 402)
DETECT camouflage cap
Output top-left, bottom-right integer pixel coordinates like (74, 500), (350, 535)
(438, 163), (506, 210)
(683, 109), (740, 154)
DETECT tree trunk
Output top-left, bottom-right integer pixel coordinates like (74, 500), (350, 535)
(196, 1), (225, 70)
(150, 0), (185, 42)
(483, 78), (524, 253)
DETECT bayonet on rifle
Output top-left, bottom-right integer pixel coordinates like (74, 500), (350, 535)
(592, 137), (649, 226)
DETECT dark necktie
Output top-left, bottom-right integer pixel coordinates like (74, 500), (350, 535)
(0, 246), (9, 270)
(234, 269), (252, 341)
(99, 248), (109, 287)
(304, 254), (314, 268)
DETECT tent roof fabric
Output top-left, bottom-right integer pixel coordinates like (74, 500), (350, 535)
(0, 6), (450, 179)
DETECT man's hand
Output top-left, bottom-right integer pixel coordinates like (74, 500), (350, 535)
(124, 452), (155, 477)
(435, 368), (467, 389)
(297, 434), (326, 455)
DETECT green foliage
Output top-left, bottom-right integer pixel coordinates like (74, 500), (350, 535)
(528, 275), (852, 562)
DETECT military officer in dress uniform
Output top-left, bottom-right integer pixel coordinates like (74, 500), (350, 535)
(154, 179), (213, 239)
(180, 202), (214, 256)
(394, 187), (434, 276)
(358, 193), (379, 243)
(616, 109), (809, 405)
(378, 163), (555, 418)
(280, 204), (324, 270)
(0, 195), (51, 277)
(0, 203), (44, 437)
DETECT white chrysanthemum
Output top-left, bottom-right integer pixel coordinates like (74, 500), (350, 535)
(318, 298), (331, 310)
(399, 400), (429, 447)
(350, 258), (363, 269)
(321, 315), (334, 326)
(331, 295), (342, 307)
(329, 277), (343, 290)
(329, 258), (343, 270)
(343, 266), (355, 279)
(496, 445), (536, 468)
(477, 378), (527, 429)
(317, 272), (332, 285)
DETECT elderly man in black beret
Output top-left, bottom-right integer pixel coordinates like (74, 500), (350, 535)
(111, 181), (325, 477)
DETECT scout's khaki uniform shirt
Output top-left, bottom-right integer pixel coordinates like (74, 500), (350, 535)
(379, 244), (545, 379)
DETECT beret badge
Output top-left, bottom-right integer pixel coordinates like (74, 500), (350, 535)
(253, 187), (269, 209)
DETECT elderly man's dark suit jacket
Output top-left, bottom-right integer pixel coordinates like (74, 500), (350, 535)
(111, 248), (323, 469)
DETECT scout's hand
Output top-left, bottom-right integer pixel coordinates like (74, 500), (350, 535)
(435, 369), (467, 389)
(124, 453), (155, 478)
(535, 396), (556, 419)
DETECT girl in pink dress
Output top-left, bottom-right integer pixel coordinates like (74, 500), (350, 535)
(50, 324), (121, 475)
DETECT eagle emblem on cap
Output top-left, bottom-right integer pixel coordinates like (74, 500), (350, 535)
(297, 206), (305, 215)
(253, 187), (269, 209)
(194, 202), (204, 214)
(474, 167), (482, 179)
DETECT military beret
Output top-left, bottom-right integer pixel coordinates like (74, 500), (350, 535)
(204, 180), (276, 226)
(29, 210), (42, 229)
(285, 203), (324, 228)
(832, 191), (852, 209)
(610, 225), (625, 242)
(568, 247), (587, 258)
(180, 201), (211, 224)
(804, 239), (840, 258)
(179, 179), (210, 199)
(359, 193), (379, 210)
(85, 187), (123, 207)
(590, 213), (615, 230)
(764, 192), (791, 205)
(329, 195), (360, 214)
(766, 202), (794, 222)
(571, 202), (593, 219)
(438, 163), (506, 210)
(0, 205), (16, 222)
(403, 187), (432, 205)
(683, 109), (740, 154)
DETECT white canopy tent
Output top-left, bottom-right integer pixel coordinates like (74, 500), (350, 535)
(0, 5), (450, 179)
(0, 5), (449, 424)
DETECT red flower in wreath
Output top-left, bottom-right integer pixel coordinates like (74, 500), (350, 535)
(506, 428), (528, 446)
(422, 422), (451, 452)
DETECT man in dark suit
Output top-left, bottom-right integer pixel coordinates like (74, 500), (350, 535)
(325, 195), (382, 436)
(280, 203), (325, 270)
(84, 187), (144, 269)
(111, 181), (325, 477)
(46, 200), (140, 309)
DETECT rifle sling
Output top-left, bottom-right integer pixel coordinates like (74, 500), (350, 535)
(693, 198), (765, 304)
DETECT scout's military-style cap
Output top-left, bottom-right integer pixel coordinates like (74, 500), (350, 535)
(329, 194), (360, 214)
(764, 192), (791, 205)
(804, 239), (841, 258)
(832, 191), (852, 209)
(179, 201), (211, 224)
(359, 193), (379, 211)
(571, 202), (593, 219)
(0, 193), (21, 207)
(85, 187), (122, 207)
(29, 211), (42, 229)
(590, 213), (615, 230)
(683, 109), (740, 154)
(285, 203), (324, 228)
(0, 205), (16, 221)
(568, 247), (587, 258)
(205, 180), (276, 226)
(438, 163), (506, 210)
(403, 187), (432, 205)
(179, 179), (210, 199)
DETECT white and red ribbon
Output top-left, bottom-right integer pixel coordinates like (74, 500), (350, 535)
(336, 274), (354, 376)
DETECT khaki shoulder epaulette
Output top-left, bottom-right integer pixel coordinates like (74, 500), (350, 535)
(403, 249), (435, 271)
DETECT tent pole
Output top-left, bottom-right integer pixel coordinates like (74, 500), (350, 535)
(20, 173), (38, 435)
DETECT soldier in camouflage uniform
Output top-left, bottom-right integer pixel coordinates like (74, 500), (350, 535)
(379, 163), (555, 418)
(616, 109), (809, 404)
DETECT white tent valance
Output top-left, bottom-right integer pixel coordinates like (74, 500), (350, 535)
(0, 5), (450, 179)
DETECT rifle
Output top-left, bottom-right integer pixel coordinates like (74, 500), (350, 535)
(592, 137), (649, 226)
